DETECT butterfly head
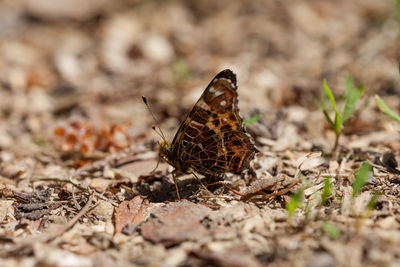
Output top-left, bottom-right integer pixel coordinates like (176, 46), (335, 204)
(158, 139), (171, 160)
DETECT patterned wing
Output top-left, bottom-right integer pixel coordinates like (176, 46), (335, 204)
(169, 69), (256, 176)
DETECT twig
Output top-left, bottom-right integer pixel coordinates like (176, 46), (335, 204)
(242, 178), (300, 202)
(33, 193), (93, 243)
(261, 179), (300, 199)
(206, 181), (245, 197)
(71, 187), (82, 210)
(38, 177), (86, 191)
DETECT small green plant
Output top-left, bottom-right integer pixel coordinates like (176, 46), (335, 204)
(320, 177), (332, 206)
(286, 189), (304, 218)
(375, 95), (400, 123)
(244, 114), (262, 126)
(321, 76), (364, 152)
(366, 191), (380, 210)
(352, 162), (372, 198)
(322, 221), (340, 239)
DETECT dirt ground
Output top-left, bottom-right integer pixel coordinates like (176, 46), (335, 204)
(0, 0), (399, 266)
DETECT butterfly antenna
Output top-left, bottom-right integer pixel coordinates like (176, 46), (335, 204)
(142, 96), (167, 140)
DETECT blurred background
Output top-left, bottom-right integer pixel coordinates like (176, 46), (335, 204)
(0, 0), (399, 156)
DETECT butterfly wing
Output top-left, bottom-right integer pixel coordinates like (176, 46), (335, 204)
(169, 69), (256, 176)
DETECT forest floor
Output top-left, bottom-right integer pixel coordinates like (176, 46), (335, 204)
(0, 0), (399, 266)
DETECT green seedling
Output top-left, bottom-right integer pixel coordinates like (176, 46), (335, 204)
(322, 221), (340, 239)
(286, 189), (304, 218)
(321, 76), (363, 152)
(352, 162), (372, 198)
(375, 95), (400, 123)
(244, 114), (262, 126)
(320, 177), (332, 206)
(366, 191), (380, 210)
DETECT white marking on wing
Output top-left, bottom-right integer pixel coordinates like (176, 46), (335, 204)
(199, 102), (208, 109)
(218, 78), (236, 89)
(190, 120), (202, 126)
(214, 90), (224, 97)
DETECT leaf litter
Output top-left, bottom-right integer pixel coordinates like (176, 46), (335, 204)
(0, 0), (399, 266)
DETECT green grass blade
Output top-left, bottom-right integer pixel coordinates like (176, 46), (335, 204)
(352, 162), (372, 198)
(320, 92), (334, 127)
(367, 191), (380, 210)
(322, 109), (334, 127)
(322, 221), (340, 239)
(334, 111), (342, 135)
(375, 95), (400, 123)
(244, 114), (262, 126)
(286, 189), (303, 218)
(342, 76), (363, 122)
(321, 177), (332, 205)
(323, 79), (337, 112)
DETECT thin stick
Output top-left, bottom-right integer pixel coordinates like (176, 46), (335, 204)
(48, 193), (94, 241)
(191, 172), (213, 196)
(261, 179), (299, 199)
(39, 177), (86, 191)
(206, 181), (245, 197)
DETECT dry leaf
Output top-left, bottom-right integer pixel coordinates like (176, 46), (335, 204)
(114, 196), (150, 234)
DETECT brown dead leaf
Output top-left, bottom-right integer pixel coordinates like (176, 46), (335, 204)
(114, 196), (150, 234)
(141, 200), (211, 246)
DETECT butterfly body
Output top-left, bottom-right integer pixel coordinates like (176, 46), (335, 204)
(159, 69), (256, 181)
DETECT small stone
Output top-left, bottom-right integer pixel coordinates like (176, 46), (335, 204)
(141, 34), (174, 64)
(91, 200), (114, 221)
(90, 178), (111, 193)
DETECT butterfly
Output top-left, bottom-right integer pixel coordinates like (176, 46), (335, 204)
(144, 69), (257, 199)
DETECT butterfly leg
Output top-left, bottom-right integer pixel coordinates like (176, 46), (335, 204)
(150, 156), (161, 174)
(191, 172), (213, 196)
(172, 171), (181, 200)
